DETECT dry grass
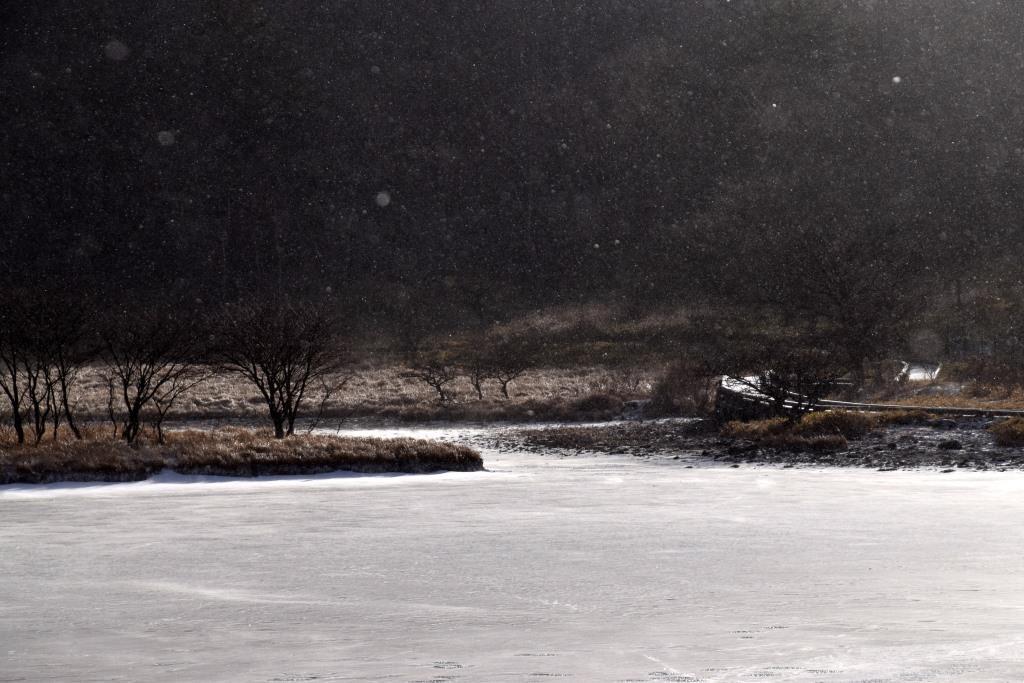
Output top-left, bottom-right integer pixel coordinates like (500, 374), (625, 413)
(866, 382), (1024, 411)
(886, 395), (1024, 410)
(990, 418), (1024, 447)
(873, 409), (936, 426)
(166, 429), (481, 476)
(723, 410), (932, 446)
(795, 410), (876, 439)
(0, 440), (165, 484)
(720, 412), (862, 452)
(65, 363), (655, 423)
(720, 418), (791, 440)
(0, 428), (482, 484)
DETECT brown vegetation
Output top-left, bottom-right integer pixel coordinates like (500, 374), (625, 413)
(720, 411), (874, 451)
(873, 409), (936, 426)
(720, 419), (856, 450)
(57, 363), (656, 424)
(795, 410), (876, 439)
(886, 393), (1024, 412)
(0, 427), (482, 484)
(646, 359), (719, 417)
(722, 409), (938, 445)
(990, 418), (1024, 447)
(719, 417), (791, 440)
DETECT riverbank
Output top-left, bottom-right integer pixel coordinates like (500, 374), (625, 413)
(504, 416), (1024, 471)
(0, 428), (483, 484)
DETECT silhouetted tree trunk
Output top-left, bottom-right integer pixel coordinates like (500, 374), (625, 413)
(102, 308), (204, 444)
(214, 300), (347, 438)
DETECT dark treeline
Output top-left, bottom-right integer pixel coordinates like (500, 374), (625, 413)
(3, 1), (1024, 339)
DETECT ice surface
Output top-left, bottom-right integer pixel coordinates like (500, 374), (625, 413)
(3, 425), (1024, 681)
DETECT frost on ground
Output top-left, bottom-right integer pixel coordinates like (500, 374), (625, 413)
(2, 425), (1024, 682)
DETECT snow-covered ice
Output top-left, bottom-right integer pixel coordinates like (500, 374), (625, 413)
(3, 425), (1024, 681)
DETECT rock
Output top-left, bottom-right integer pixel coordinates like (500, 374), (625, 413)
(928, 418), (959, 430)
(937, 439), (963, 450)
(940, 468), (955, 473)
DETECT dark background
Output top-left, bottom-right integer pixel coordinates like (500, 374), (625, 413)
(3, 0), (1024, 336)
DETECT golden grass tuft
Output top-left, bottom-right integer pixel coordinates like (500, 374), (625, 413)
(720, 418), (791, 440)
(795, 410), (876, 439)
(990, 417), (1024, 447)
(719, 409), (876, 452)
(873, 409), (936, 426)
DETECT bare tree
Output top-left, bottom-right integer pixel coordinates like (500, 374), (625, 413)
(151, 366), (209, 444)
(405, 352), (460, 404)
(214, 300), (347, 438)
(0, 292), (95, 445)
(458, 341), (494, 400)
(486, 334), (539, 400)
(102, 308), (204, 444)
(0, 304), (28, 444)
(304, 375), (351, 434)
(719, 328), (849, 419)
(0, 296), (76, 444)
(31, 299), (93, 442)
(45, 304), (92, 440)
(22, 352), (52, 445)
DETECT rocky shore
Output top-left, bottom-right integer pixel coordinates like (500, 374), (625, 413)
(494, 418), (1024, 471)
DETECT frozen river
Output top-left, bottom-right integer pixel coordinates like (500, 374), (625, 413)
(3, 424), (1024, 682)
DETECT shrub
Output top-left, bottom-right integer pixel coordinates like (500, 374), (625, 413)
(646, 361), (717, 417)
(875, 409), (935, 426)
(795, 410), (876, 439)
(720, 418), (790, 440)
(990, 417), (1024, 447)
(720, 415), (852, 452)
(720, 416), (848, 451)
(573, 392), (624, 415)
